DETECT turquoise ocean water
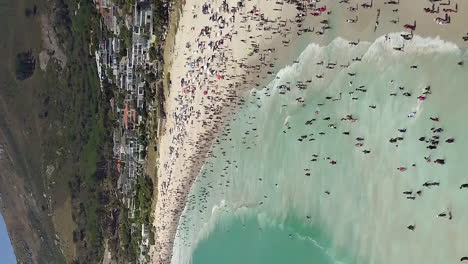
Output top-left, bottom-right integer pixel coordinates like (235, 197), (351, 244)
(172, 34), (468, 264)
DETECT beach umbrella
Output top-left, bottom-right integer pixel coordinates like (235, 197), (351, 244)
(203, 90), (208, 95)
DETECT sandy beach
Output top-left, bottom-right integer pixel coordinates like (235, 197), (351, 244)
(150, 0), (468, 263)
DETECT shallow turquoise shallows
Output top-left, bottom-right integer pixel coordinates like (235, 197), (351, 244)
(172, 34), (468, 264)
(192, 216), (336, 264)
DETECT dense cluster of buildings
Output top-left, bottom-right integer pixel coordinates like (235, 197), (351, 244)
(93, 0), (157, 261)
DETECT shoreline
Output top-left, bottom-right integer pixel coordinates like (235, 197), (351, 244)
(151, 1), (303, 262)
(150, 0), (468, 263)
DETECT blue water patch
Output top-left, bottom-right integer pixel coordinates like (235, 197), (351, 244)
(192, 215), (336, 264)
(0, 214), (16, 264)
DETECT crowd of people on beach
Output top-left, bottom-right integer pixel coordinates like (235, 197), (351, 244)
(155, 1), (294, 262)
(153, 0), (467, 263)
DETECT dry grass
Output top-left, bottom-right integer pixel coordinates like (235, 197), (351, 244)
(162, 1), (183, 99)
(52, 196), (77, 260)
(147, 0), (183, 204)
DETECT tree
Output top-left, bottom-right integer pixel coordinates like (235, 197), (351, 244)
(149, 46), (157, 61)
(119, 25), (132, 50)
(15, 51), (36, 80)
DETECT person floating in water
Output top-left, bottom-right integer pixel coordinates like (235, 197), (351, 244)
(446, 138), (455, 143)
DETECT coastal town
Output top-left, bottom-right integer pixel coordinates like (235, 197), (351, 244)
(93, 0), (170, 262)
